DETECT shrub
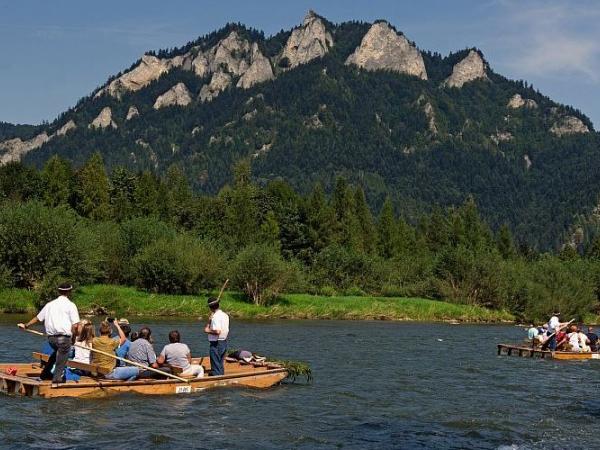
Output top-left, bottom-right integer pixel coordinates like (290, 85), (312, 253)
(231, 244), (296, 305)
(133, 235), (224, 294)
(0, 264), (13, 288)
(311, 244), (383, 291)
(0, 202), (102, 288)
(114, 217), (177, 283)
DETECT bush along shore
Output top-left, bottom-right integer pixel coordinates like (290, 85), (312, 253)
(2, 156), (600, 323)
(0, 285), (513, 323)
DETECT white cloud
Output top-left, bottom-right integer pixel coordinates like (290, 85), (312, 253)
(494, 0), (600, 81)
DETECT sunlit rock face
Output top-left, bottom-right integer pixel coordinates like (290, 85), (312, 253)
(153, 83), (192, 109)
(90, 107), (117, 129)
(280, 10), (334, 68)
(550, 116), (590, 137)
(444, 50), (487, 88)
(346, 21), (427, 80)
(0, 132), (49, 164)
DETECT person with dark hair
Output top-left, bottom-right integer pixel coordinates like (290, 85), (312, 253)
(93, 320), (138, 381)
(127, 327), (170, 378)
(587, 327), (599, 352)
(157, 330), (204, 378)
(204, 297), (229, 376)
(18, 283), (80, 384)
(114, 319), (132, 363)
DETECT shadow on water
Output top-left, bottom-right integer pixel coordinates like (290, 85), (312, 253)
(2, 318), (600, 449)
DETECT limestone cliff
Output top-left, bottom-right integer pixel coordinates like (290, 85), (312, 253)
(200, 71), (232, 102)
(237, 44), (274, 89)
(550, 116), (590, 136)
(444, 50), (487, 88)
(89, 107), (117, 129)
(98, 55), (177, 98)
(0, 132), (49, 164)
(55, 120), (76, 136)
(126, 106), (139, 120)
(280, 10), (333, 68)
(507, 94), (538, 109)
(345, 22), (427, 80)
(153, 83), (192, 109)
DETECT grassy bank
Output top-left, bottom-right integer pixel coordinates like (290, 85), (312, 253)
(0, 284), (514, 323)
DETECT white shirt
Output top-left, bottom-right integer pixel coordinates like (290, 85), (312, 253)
(548, 316), (560, 332)
(37, 295), (80, 336)
(568, 332), (580, 351)
(208, 309), (229, 342)
(72, 340), (92, 363)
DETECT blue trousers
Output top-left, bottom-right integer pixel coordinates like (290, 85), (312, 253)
(105, 366), (139, 381)
(548, 333), (557, 350)
(209, 340), (227, 376)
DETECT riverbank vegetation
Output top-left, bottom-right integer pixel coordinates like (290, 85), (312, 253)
(0, 285), (513, 322)
(1, 155), (599, 322)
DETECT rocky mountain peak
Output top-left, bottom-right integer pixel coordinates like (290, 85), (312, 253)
(237, 43), (274, 89)
(89, 107), (117, 129)
(55, 120), (76, 136)
(200, 71), (232, 102)
(280, 10), (334, 68)
(153, 83), (192, 109)
(210, 31), (252, 75)
(444, 50), (487, 88)
(0, 132), (49, 164)
(507, 94), (538, 109)
(550, 116), (590, 137)
(345, 21), (427, 80)
(126, 105), (139, 120)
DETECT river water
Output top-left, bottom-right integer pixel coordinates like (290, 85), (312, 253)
(1, 317), (599, 449)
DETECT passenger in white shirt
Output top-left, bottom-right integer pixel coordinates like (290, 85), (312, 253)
(204, 297), (229, 376)
(545, 312), (569, 350)
(18, 284), (80, 383)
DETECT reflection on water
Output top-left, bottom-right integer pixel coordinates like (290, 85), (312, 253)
(1, 318), (599, 449)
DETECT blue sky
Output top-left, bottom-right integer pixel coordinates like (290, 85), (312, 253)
(1, 0), (599, 126)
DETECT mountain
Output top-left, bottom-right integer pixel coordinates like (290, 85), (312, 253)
(0, 10), (598, 249)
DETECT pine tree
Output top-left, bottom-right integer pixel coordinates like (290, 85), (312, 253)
(41, 155), (74, 207)
(377, 196), (397, 258)
(74, 153), (110, 220)
(306, 183), (335, 256)
(354, 186), (376, 254)
(109, 166), (137, 221)
(496, 223), (516, 259)
(134, 171), (160, 217)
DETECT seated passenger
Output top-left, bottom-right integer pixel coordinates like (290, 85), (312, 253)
(578, 328), (590, 352)
(555, 330), (568, 350)
(93, 320), (138, 381)
(587, 327), (599, 352)
(567, 325), (581, 352)
(157, 330), (204, 378)
(127, 327), (170, 379)
(72, 321), (95, 364)
(115, 319), (132, 365)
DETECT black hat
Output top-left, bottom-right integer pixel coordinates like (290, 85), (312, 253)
(58, 283), (73, 292)
(207, 296), (219, 307)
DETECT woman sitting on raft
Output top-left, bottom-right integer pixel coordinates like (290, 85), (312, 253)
(93, 320), (139, 381)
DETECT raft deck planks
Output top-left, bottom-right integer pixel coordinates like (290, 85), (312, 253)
(0, 358), (288, 398)
(497, 343), (600, 360)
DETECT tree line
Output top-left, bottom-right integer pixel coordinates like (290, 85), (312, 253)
(1, 154), (600, 321)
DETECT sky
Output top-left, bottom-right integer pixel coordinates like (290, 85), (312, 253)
(1, 0), (599, 127)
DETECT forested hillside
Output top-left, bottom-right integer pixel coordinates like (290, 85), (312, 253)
(0, 11), (598, 249)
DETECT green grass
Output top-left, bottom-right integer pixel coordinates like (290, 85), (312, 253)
(0, 284), (515, 323)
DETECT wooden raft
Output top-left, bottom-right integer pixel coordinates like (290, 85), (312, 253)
(497, 343), (600, 361)
(0, 356), (288, 398)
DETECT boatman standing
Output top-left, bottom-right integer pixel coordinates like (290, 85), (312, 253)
(204, 296), (229, 376)
(546, 311), (569, 350)
(18, 283), (80, 384)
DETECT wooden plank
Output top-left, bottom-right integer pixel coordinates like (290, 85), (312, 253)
(32, 352), (110, 376)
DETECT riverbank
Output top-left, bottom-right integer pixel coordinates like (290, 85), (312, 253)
(0, 284), (514, 323)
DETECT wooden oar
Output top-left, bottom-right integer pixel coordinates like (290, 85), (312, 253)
(19, 327), (189, 383)
(217, 278), (229, 301)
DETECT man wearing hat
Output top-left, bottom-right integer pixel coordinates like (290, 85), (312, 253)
(18, 283), (80, 383)
(546, 312), (569, 350)
(204, 296), (229, 376)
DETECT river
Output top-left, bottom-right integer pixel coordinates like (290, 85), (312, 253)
(1, 316), (599, 449)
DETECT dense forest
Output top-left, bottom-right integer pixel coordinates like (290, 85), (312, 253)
(2, 155), (600, 322)
(0, 18), (596, 250)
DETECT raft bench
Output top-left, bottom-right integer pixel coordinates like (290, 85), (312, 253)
(32, 352), (111, 376)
